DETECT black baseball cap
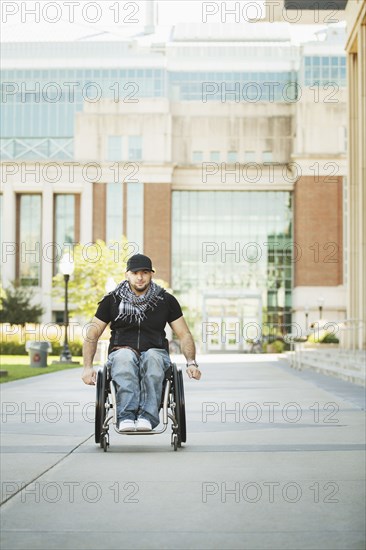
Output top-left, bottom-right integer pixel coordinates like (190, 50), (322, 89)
(126, 254), (155, 273)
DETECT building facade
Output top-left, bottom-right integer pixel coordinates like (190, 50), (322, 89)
(273, 0), (365, 350)
(1, 16), (348, 350)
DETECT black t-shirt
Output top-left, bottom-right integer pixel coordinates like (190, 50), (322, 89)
(95, 290), (183, 354)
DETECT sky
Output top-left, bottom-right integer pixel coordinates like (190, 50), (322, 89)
(156, 0), (266, 24)
(0, 0), (345, 43)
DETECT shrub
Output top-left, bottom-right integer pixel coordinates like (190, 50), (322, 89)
(0, 323), (83, 356)
(0, 281), (44, 326)
(308, 330), (339, 344)
(322, 333), (339, 344)
(264, 339), (285, 353)
(0, 341), (28, 355)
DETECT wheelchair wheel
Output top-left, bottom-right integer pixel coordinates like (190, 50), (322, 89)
(95, 365), (108, 444)
(173, 365), (186, 445)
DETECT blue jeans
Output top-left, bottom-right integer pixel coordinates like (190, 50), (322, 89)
(107, 348), (171, 428)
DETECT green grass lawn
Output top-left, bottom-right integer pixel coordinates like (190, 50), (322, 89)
(0, 355), (82, 383)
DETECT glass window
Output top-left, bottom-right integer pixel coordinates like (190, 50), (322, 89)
(126, 182), (144, 253)
(54, 195), (75, 272)
(227, 151), (238, 163)
(128, 136), (142, 161)
(107, 136), (122, 162)
(262, 151), (273, 163)
(18, 194), (41, 286)
(168, 70), (295, 102)
(172, 191), (293, 337)
(106, 182), (123, 243)
(192, 151), (203, 163)
(53, 310), (65, 325)
(210, 151), (220, 162)
(322, 67), (330, 80)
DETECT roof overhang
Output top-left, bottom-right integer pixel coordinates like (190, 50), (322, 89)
(284, 0), (348, 8)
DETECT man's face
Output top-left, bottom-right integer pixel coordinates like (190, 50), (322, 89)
(126, 270), (153, 295)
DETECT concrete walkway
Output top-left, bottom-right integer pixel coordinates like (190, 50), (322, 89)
(1, 355), (365, 550)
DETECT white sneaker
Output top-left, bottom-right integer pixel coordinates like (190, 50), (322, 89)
(118, 419), (135, 432)
(135, 417), (152, 431)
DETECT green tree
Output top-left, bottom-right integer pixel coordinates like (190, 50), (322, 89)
(0, 281), (44, 326)
(52, 239), (168, 320)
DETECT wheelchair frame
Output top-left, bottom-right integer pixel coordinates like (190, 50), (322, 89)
(95, 363), (186, 452)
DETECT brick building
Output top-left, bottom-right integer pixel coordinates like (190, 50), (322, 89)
(1, 10), (348, 350)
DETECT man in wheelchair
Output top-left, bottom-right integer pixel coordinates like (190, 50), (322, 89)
(82, 254), (201, 433)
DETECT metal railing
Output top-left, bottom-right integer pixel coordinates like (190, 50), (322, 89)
(286, 319), (365, 377)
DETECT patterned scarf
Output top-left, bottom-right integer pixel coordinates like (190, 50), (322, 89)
(112, 280), (164, 323)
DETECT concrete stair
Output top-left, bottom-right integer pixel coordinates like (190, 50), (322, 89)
(283, 346), (366, 386)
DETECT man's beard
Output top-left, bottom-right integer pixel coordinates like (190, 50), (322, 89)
(130, 281), (150, 294)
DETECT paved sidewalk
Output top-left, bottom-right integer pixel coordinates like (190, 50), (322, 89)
(1, 355), (365, 550)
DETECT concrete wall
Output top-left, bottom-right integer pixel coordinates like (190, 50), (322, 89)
(171, 102), (293, 165)
(75, 99), (172, 164)
(294, 89), (347, 156)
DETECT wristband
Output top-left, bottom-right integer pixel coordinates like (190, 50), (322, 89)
(186, 361), (199, 368)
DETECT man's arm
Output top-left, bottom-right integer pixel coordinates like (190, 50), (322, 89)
(82, 316), (108, 385)
(169, 316), (201, 380)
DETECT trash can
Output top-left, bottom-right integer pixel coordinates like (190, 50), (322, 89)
(28, 342), (52, 368)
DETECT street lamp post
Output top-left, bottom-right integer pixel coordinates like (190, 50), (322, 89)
(304, 306), (309, 332)
(59, 252), (74, 362)
(317, 297), (324, 320)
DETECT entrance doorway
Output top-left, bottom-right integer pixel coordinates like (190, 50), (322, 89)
(202, 291), (262, 352)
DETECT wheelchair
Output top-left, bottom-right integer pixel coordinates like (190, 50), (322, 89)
(95, 362), (186, 452)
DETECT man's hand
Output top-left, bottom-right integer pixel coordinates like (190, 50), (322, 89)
(82, 366), (97, 385)
(186, 365), (201, 380)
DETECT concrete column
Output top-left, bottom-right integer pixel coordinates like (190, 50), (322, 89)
(347, 48), (355, 348)
(357, 25), (366, 349)
(1, 183), (16, 288)
(80, 181), (93, 244)
(346, 20), (366, 350)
